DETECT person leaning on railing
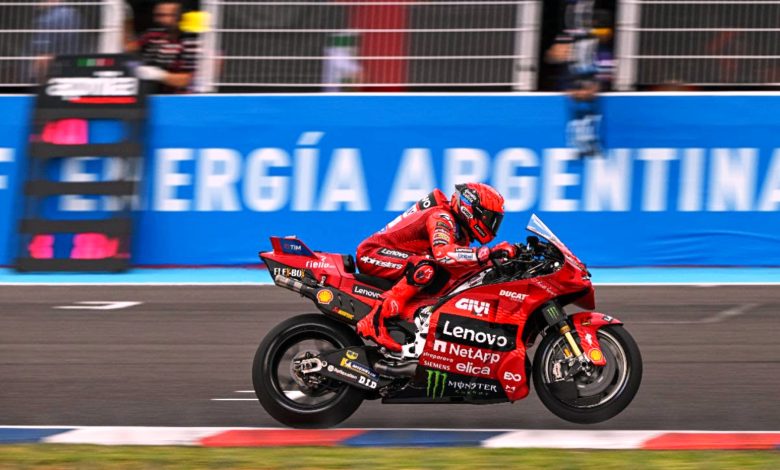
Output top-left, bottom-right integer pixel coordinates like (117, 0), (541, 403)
(126, 0), (201, 93)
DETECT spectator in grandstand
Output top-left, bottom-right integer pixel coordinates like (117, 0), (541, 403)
(542, 2), (615, 158)
(543, 3), (615, 97)
(28, 0), (85, 82)
(128, 0), (200, 93)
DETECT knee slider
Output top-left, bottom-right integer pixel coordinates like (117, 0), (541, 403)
(406, 260), (436, 287)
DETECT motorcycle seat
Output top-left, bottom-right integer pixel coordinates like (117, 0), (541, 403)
(341, 254), (394, 291)
(354, 273), (394, 291)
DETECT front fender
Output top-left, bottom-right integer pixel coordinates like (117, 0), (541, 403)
(570, 312), (622, 366)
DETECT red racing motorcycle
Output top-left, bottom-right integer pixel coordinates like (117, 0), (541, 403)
(254, 215), (642, 427)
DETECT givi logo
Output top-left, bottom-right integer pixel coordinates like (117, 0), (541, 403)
(454, 298), (490, 317)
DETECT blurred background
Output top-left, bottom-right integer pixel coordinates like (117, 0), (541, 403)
(1, 0), (780, 269)
(0, 2), (779, 461)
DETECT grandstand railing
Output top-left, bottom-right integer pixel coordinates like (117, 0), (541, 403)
(615, 0), (780, 90)
(197, 0), (542, 91)
(0, 0), (125, 88)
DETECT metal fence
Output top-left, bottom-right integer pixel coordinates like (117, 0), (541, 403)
(615, 0), (780, 90)
(0, 0), (124, 88)
(197, 0), (541, 91)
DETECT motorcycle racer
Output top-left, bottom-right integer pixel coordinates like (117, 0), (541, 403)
(355, 182), (517, 352)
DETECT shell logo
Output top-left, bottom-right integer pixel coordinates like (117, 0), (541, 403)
(589, 349), (604, 362)
(316, 289), (334, 304)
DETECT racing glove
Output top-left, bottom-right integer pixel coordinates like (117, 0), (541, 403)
(490, 241), (517, 260)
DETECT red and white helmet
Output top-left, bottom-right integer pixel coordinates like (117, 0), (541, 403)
(450, 182), (505, 244)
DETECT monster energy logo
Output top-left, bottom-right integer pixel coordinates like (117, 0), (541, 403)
(426, 370), (448, 398)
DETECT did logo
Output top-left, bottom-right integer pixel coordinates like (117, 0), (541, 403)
(426, 370), (448, 399)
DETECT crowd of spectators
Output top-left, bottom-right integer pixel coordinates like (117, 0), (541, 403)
(4, 0), (617, 94)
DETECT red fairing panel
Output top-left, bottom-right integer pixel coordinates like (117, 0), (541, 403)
(497, 349), (529, 401)
(570, 312), (623, 367)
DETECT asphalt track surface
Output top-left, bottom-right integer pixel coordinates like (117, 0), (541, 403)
(1, 285), (778, 430)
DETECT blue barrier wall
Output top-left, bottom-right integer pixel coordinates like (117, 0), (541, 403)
(1, 93), (780, 267)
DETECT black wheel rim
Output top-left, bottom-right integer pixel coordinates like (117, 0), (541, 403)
(268, 330), (350, 412)
(540, 329), (631, 409)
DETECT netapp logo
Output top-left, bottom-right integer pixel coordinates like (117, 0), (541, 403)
(352, 284), (382, 299)
(435, 313), (517, 352)
(46, 77), (138, 97)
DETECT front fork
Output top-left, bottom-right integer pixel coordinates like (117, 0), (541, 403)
(541, 302), (611, 369)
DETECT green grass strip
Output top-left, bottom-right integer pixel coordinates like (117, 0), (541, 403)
(0, 445), (778, 470)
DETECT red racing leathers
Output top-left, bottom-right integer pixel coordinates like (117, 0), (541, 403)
(357, 189), (489, 283)
(356, 190), (489, 328)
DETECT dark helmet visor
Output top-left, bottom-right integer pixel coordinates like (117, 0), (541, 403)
(474, 205), (503, 235)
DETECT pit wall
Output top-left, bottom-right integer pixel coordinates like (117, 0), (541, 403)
(1, 93), (779, 266)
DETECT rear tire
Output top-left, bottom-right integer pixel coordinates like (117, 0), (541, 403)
(533, 324), (642, 424)
(252, 313), (366, 428)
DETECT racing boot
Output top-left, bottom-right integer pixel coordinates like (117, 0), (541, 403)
(356, 278), (419, 352)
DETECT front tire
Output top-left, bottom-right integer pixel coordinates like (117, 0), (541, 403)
(533, 324), (642, 424)
(252, 313), (366, 428)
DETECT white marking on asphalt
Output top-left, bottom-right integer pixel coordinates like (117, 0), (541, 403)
(54, 301), (142, 310)
(633, 303), (758, 325)
(212, 390), (305, 401)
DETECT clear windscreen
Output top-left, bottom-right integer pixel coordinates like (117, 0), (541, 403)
(526, 214), (584, 268)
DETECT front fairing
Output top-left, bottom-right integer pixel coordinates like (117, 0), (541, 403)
(525, 214), (594, 309)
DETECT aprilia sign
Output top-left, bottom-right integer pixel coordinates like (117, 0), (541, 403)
(435, 313), (517, 352)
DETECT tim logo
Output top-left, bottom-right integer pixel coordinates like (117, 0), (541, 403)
(455, 298), (490, 317)
(280, 240), (303, 254)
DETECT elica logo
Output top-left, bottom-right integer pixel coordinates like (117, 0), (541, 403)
(436, 314), (517, 352)
(352, 285), (381, 299)
(46, 77), (138, 97)
(454, 298), (490, 317)
(499, 290), (528, 302)
(426, 370), (447, 398)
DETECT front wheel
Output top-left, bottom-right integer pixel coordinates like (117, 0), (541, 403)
(533, 324), (642, 424)
(252, 313), (366, 428)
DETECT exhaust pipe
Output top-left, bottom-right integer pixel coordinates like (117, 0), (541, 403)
(274, 274), (317, 299)
(373, 361), (418, 378)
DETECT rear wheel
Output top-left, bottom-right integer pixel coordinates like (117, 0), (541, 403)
(533, 325), (642, 424)
(252, 314), (366, 428)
